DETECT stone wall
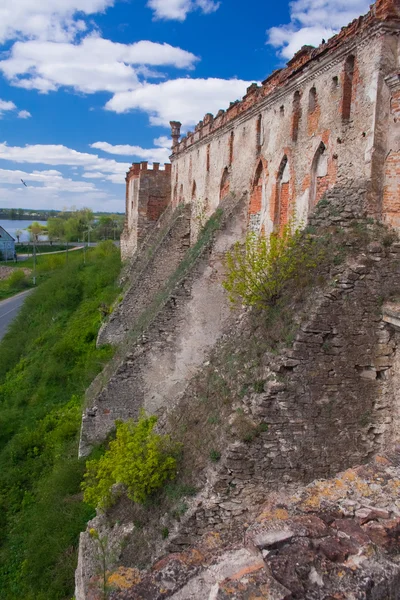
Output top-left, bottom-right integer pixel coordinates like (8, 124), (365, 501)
(80, 193), (247, 456)
(167, 0), (399, 238)
(76, 193), (400, 600)
(160, 210), (400, 553)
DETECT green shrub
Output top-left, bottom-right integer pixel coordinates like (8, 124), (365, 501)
(82, 413), (181, 509)
(223, 222), (324, 310)
(209, 449), (221, 462)
(7, 269), (28, 289)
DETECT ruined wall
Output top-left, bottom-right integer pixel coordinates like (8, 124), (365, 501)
(120, 162), (171, 261)
(104, 452), (400, 600)
(382, 73), (400, 227)
(80, 195), (247, 455)
(75, 194), (400, 600)
(98, 205), (190, 347)
(168, 0), (400, 236)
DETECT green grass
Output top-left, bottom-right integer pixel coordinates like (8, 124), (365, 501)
(0, 248), (87, 301)
(0, 241), (121, 599)
(0, 280), (33, 301)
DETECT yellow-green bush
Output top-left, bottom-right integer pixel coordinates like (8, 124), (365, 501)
(7, 269), (28, 290)
(82, 413), (181, 509)
(223, 222), (324, 310)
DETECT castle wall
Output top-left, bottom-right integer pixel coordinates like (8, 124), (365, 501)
(169, 0), (400, 236)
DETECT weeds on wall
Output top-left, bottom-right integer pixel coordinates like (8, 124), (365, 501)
(223, 221), (325, 310)
(82, 413), (181, 510)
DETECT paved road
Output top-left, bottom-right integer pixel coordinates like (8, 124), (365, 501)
(0, 289), (32, 341)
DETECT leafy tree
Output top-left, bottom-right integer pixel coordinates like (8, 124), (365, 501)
(27, 221), (47, 243)
(47, 218), (65, 243)
(15, 229), (22, 243)
(82, 414), (181, 509)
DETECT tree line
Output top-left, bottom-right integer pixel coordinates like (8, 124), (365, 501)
(17, 208), (125, 244)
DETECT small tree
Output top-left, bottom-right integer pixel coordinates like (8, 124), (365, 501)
(223, 222), (324, 310)
(27, 221), (45, 243)
(82, 413), (181, 510)
(15, 229), (22, 243)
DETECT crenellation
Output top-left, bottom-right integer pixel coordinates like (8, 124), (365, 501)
(120, 161), (172, 260)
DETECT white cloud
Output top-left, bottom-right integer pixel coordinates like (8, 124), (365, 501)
(17, 109), (31, 119)
(0, 0), (115, 44)
(0, 99), (17, 116)
(0, 98), (32, 119)
(105, 77), (252, 126)
(82, 171), (106, 179)
(148, 0), (220, 21)
(267, 0), (371, 59)
(154, 135), (172, 148)
(0, 167), (98, 192)
(91, 140), (171, 163)
(0, 36), (198, 95)
(0, 184), (123, 212)
(0, 142), (129, 185)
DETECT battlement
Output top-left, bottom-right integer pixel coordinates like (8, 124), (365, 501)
(170, 0), (400, 156)
(126, 161), (171, 180)
(121, 161), (172, 260)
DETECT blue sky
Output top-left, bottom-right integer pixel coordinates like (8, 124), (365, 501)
(0, 0), (370, 213)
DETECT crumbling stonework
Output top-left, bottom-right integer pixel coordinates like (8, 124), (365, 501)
(98, 204), (190, 347)
(80, 194), (247, 456)
(83, 452), (400, 600)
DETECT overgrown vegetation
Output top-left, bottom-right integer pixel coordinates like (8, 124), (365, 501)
(0, 268), (31, 300)
(223, 221), (325, 309)
(82, 414), (181, 510)
(0, 241), (121, 600)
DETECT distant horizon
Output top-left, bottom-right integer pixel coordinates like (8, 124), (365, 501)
(0, 208), (124, 216)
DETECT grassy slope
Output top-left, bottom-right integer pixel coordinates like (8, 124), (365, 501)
(0, 242), (121, 599)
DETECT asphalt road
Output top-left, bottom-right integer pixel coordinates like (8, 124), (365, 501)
(0, 289), (32, 341)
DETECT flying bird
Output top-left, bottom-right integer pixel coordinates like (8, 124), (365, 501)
(21, 179), (27, 187)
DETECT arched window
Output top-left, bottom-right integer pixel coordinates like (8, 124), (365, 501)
(192, 181), (197, 201)
(229, 131), (234, 165)
(292, 91), (301, 142)
(308, 87), (317, 113)
(220, 167), (230, 200)
(248, 160), (267, 231)
(206, 144), (210, 172)
(342, 55), (355, 121)
(309, 142), (327, 209)
(275, 155), (289, 232)
(256, 115), (262, 154)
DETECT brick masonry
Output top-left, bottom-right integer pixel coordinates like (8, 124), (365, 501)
(163, 0), (400, 239)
